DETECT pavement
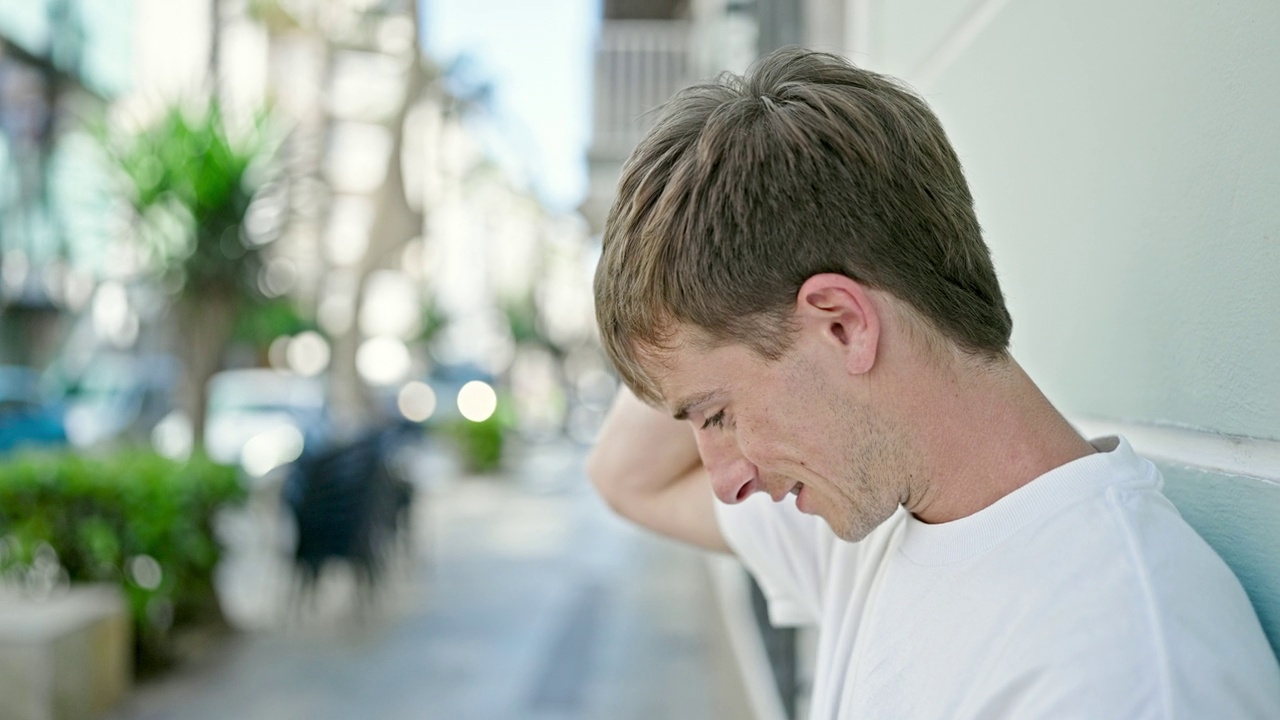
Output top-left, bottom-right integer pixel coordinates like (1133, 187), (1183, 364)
(104, 437), (751, 720)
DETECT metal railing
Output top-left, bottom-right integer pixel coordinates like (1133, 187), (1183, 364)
(591, 20), (694, 160)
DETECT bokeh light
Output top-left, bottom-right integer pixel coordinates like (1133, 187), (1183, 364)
(356, 335), (412, 386)
(397, 380), (437, 422)
(287, 331), (331, 377)
(240, 424), (305, 478)
(457, 380), (497, 422)
(128, 554), (163, 591)
(151, 411), (194, 461)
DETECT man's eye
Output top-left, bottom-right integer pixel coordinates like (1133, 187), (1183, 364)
(701, 410), (726, 430)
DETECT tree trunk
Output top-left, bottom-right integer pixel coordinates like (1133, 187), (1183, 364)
(210, 0), (223, 85)
(326, 47), (432, 429)
(175, 286), (240, 450)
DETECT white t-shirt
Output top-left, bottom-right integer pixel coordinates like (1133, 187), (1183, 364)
(715, 436), (1280, 719)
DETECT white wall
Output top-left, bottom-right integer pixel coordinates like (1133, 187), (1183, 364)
(846, 0), (1280, 442)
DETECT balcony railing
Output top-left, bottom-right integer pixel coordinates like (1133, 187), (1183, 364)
(591, 20), (694, 160)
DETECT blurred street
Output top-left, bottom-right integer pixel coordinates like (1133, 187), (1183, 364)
(103, 439), (747, 720)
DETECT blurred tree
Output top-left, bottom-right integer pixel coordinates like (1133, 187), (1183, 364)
(502, 291), (563, 359)
(240, 0), (499, 428)
(326, 53), (434, 425)
(244, 0), (438, 427)
(102, 102), (281, 446)
(417, 299), (448, 345)
(232, 296), (314, 361)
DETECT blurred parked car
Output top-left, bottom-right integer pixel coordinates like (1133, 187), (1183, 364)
(0, 366), (67, 453)
(204, 368), (331, 479)
(54, 352), (180, 449)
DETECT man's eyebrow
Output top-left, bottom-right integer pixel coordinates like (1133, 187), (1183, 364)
(672, 389), (722, 421)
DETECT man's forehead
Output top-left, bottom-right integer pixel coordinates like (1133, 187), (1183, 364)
(635, 350), (691, 417)
(629, 327), (693, 398)
(636, 332), (732, 419)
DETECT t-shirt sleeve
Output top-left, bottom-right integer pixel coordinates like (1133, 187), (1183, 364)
(714, 493), (829, 627)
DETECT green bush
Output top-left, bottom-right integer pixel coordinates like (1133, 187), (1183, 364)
(0, 450), (243, 671)
(441, 393), (519, 474)
(444, 413), (507, 474)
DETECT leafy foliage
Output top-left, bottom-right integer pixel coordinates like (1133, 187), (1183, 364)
(105, 101), (280, 298)
(232, 297), (315, 348)
(418, 300), (449, 345)
(0, 451), (244, 670)
(443, 396), (514, 474)
(502, 294), (542, 347)
(101, 100), (285, 446)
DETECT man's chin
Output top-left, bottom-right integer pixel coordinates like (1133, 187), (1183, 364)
(827, 510), (890, 543)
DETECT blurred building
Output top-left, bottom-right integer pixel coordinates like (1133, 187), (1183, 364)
(0, 0), (132, 366)
(2, 0), (601, 444)
(217, 0), (596, 435)
(581, 0), (757, 234)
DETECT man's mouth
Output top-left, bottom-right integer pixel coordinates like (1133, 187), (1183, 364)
(790, 482), (804, 496)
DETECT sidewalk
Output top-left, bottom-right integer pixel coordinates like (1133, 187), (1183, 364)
(105, 438), (750, 720)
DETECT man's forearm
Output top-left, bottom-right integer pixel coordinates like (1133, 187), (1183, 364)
(586, 387), (702, 508)
(585, 387), (728, 552)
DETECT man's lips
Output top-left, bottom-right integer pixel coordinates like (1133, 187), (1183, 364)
(793, 482), (815, 514)
(769, 481), (803, 502)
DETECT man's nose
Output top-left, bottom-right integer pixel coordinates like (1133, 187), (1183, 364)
(695, 433), (759, 504)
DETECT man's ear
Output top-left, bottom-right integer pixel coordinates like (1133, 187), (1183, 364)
(794, 273), (880, 375)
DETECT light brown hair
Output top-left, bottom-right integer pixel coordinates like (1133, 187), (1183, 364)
(594, 47), (1012, 404)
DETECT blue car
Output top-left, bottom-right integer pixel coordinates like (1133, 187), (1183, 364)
(0, 366), (67, 454)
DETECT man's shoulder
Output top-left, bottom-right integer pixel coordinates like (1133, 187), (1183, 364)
(969, 480), (1280, 718)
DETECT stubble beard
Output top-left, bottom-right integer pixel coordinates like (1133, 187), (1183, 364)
(825, 405), (910, 543)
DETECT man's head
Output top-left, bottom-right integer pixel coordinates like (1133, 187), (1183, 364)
(595, 47), (1011, 403)
(593, 48), (1013, 539)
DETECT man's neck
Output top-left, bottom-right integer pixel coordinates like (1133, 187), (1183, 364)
(895, 356), (1097, 525)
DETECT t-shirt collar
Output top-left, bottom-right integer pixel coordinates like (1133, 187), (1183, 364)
(897, 436), (1156, 565)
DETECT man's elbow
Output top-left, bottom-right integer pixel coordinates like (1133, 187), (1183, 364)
(584, 449), (631, 517)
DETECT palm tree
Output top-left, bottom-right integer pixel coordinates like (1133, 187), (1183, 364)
(105, 102), (280, 445)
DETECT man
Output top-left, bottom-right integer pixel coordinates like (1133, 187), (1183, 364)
(586, 47), (1280, 718)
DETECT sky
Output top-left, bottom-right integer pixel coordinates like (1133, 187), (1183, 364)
(420, 0), (600, 213)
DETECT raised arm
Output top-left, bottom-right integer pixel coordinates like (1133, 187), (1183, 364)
(585, 387), (730, 553)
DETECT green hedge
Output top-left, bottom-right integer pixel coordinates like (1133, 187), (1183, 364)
(0, 451), (243, 671)
(442, 394), (516, 474)
(444, 413), (507, 474)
